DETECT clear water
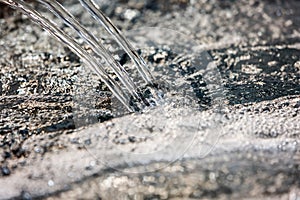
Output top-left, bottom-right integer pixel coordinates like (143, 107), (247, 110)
(0, 0), (224, 118)
(71, 26), (225, 126)
(79, 0), (154, 85)
(0, 0), (155, 111)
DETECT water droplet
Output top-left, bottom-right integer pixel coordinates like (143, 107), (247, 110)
(48, 180), (54, 187)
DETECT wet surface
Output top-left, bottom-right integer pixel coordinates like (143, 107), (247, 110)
(45, 152), (300, 199)
(0, 0), (300, 199)
(211, 47), (300, 104)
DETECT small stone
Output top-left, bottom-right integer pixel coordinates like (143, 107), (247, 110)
(1, 166), (11, 176)
(267, 61), (278, 67)
(3, 152), (11, 159)
(241, 64), (262, 74)
(128, 136), (136, 143)
(84, 139), (91, 145)
(21, 191), (32, 200)
(294, 61), (300, 70)
(123, 9), (140, 21)
(284, 20), (293, 27)
(34, 146), (42, 153)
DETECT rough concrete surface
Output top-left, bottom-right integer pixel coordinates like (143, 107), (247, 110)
(0, 0), (300, 199)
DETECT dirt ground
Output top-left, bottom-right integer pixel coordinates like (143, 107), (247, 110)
(0, 0), (300, 199)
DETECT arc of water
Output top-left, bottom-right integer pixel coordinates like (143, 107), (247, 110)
(79, 0), (154, 85)
(37, 0), (142, 102)
(1, 0), (135, 111)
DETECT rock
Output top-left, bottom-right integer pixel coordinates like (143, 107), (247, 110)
(1, 166), (10, 176)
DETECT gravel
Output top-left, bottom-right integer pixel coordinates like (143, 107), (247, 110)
(0, 0), (300, 199)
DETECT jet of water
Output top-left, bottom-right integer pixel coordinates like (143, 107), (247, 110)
(0, 0), (156, 111)
(79, 0), (154, 85)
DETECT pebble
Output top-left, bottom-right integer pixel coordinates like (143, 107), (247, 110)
(1, 166), (11, 176)
(123, 9), (140, 21)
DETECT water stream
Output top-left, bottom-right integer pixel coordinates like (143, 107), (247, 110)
(1, 0), (223, 118)
(0, 0), (155, 111)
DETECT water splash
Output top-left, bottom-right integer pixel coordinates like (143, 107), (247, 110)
(37, 0), (141, 101)
(0, 0), (155, 111)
